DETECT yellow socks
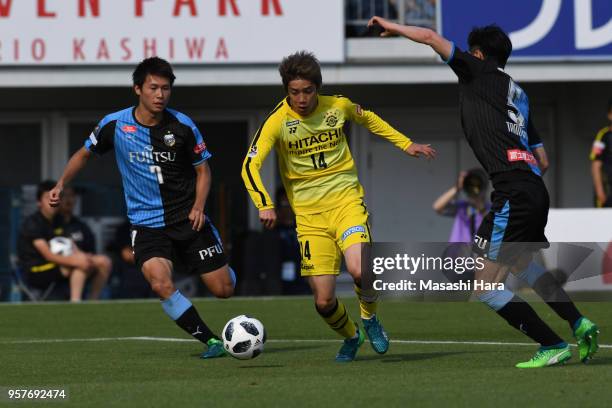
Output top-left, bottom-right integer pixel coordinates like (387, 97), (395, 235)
(354, 284), (378, 319)
(317, 298), (357, 338)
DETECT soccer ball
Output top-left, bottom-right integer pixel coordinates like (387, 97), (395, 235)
(48, 237), (74, 256)
(222, 315), (266, 360)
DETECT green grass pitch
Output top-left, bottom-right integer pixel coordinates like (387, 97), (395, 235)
(1, 297), (610, 407)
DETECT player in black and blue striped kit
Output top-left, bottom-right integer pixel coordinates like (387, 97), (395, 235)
(368, 17), (600, 368)
(50, 57), (234, 359)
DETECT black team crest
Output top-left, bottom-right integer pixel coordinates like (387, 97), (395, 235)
(163, 133), (176, 147)
(325, 110), (339, 127)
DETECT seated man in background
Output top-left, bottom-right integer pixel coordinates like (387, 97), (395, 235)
(58, 186), (112, 299)
(17, 180), (109, 301)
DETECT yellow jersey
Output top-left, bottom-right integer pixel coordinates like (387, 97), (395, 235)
(242, 95), (413, 215)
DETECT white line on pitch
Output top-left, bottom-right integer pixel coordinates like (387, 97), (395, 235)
(1, 336), (610, 349)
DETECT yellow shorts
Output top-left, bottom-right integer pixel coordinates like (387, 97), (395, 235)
(296, 200), (371, 276)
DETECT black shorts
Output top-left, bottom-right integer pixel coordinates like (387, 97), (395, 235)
(131, 219), (227, 275)
(473, 171), (550, 263)
(25, 265), (65, 289)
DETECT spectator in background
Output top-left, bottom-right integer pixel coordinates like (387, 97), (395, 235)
(58, 186), (112, 298)
(590, 99), (612, 208)
(107, 219), (153, 298)
(58, 186), (96, 253)
(405, 0), (436, 29)
(346, 0), (398, 37)
(433, 169), (489, 243)
(17, 181), (99, 301)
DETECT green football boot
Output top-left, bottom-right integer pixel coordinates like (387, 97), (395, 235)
(335, 327), (365, 362)
(515, 344), (571, 368)
(574, 317), (600, 363)
(200, 338), (227, 359)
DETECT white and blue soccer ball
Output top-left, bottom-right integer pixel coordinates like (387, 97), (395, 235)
(48, 237), (74, 256)
(222, 315), (266, 360)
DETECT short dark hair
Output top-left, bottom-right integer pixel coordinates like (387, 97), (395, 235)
(468, 25), (513, 68)
(278, 51), (322, 91)
(37, 180), (57, 201)
(132, 57), (176, 87)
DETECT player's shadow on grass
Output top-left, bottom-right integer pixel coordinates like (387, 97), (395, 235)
(264, 344), (326, 354)
(239, 364), (284, 369)
(582, 356), (612, 366)
(357, 350), (476, 363)
(190, 344), (325, 358)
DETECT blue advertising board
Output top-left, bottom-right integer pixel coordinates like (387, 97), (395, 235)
(439, 0), (612, 60)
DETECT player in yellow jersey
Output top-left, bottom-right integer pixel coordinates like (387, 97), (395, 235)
(241, 51), (436, 362)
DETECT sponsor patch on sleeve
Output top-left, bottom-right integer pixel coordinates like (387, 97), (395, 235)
(194, 142), (207, 154)
(247, 145), (258, 158)
(88, 132), (98, 145)
(591, 140), (605, 157)
(341, 225), (366, 242)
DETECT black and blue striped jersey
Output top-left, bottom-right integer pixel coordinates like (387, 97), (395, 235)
(445, 44), (543, 180)
(85, 107), (211, 228)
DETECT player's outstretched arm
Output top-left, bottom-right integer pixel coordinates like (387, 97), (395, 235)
(190, 162), (212, 231)
(346, 99), (437, 160)
(405, 143), (437, 160)
(258, 209), (277, 230)
(50, 146), (91, 207)
(368, 16), (453, 61)
(241, 108), (281, 229)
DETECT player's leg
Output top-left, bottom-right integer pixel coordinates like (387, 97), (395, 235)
(142, 257), (222, 354)
(196, 220), (235, 299)
(518, 259), (600, 362)
(297, 212), (363, 361)
(474, 193), (569, 368)
(508, 193), (599, 362)
(337, 201), (389, 354)
(178, 219), (236, 358)
(88, 254), (112, 300)
(308, 274), (363, 362)
(134, 226), (223, 358)
(474, 258), (570, 368)
(511, 179), (597, 363)
(201, 267), (234, 299)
